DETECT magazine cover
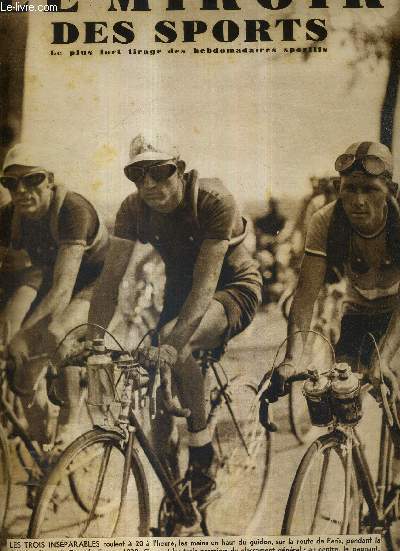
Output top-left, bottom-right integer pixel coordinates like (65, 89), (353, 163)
(0, 0), (399, 547)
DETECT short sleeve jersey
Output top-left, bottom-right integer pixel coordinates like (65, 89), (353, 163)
(1, 191), (105, 291)
(14, 192), (99, 267)
(0, 202), (32, 277)
(305, 201), (400, 313)
(115, 173), (256, 300)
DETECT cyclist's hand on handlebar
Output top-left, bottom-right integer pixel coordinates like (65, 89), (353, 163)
(258, 360), (297, 432)
(8, 330), (29, 368)
(268, 360), (297, 401)
(139, 344), (178, 371)
(139, 344), (191, 419)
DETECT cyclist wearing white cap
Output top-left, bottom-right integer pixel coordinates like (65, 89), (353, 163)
(89, 134), (262, 500)
(0, 143), (109, 449)
(264, 141), (400, 483)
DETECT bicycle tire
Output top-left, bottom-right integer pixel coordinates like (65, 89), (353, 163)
(289, 380), (314, 445)
(0, 423), (11, 539)
(282, 432), (360, 535)
(204, 378), (272, 535)
(29, 428), (150, 537)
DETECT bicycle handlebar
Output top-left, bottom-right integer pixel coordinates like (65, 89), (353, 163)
(59, 344), (191, 419)
(258, 370), (310, 433)
(259, 362), (400, 435)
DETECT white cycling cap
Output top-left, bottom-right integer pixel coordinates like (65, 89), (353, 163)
(3, 143), (54, 172)
(125, 133), (180, 168)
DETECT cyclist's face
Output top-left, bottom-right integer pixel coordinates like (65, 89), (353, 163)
(5, 164), (53, 218)
(340, 173), (388, 234)
(137, 161), (184, 213)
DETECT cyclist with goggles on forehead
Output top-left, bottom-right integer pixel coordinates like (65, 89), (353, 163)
(262, 141), (400, 484)
(0, 143), (109, 450)
(89, 134), (262, 501)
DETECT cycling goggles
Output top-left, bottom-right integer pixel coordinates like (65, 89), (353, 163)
(124, 163), (177, 185)
(335, 154), (388, 176)
(0, 171), (47, 192)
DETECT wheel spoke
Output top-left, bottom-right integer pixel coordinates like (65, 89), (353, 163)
(283, 434), (360, 535)
(29, 429), (149, 538)
(205, 380), (271, 535)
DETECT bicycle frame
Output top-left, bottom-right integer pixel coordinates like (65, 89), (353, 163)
(128, 410), (190, 519)
(352, 412), (397, 530)
(0, 370), (47, 477)
(113, 356), (252, 528)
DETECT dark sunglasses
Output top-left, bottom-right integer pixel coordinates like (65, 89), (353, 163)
(335, 154), (387, 177)
(0, 171), (47, 192)
(124, 163), (177, 185)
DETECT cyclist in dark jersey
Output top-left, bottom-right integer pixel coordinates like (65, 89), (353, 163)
(0, 143), (109, 448)
(89, 134), (262, 499)
(264, 141), (400, 484)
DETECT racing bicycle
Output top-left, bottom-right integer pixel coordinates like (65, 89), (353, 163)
(29, 325), (271, 537)
(281, 339), (400, 550)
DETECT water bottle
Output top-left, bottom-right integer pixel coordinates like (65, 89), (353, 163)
(303, 366), (333, 426)
(330, 363), (362, 425)
(86, 338), (115, 408)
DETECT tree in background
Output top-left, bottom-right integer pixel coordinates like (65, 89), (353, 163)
(0, 14), (28, 206)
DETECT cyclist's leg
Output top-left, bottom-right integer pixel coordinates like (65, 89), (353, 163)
(157, 279), (261, 495)
(150, 392), (181, 482)
(157, 300), (229, 495)
(374, 310), (400, 484)
(1, 284), (39, 434)
(10, 293), (90, 447)
(48, 294), (92, 447)
(148, 305), (227, 483)
(10, 318), (55, 445)
(341, 311), (400, 484)
(0, 284), (37, 340)
(1, 281), (37, 423)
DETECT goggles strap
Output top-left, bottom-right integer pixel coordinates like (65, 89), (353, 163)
(355, 141), (373, 158)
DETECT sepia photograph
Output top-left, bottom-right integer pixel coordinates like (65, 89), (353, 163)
(0, 0), (400, 547)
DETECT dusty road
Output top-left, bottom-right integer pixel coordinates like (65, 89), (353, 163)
(1, 308), (398, 543)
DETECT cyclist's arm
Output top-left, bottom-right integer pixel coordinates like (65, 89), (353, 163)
(368, 306), (400, 389)
(88, 237), (136, 338)
(284, 253), (326, 362)
(22, 244), (85, 330)
(163, 238), (229, 353)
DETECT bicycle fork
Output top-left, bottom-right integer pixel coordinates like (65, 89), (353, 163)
(342, 433), (354, 534)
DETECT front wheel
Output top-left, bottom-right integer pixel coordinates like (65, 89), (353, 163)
(29, 428), (150, 537)
(282, 432), (360, 535)
(0, 423), (11, 539)
(204, 378), (272, 535)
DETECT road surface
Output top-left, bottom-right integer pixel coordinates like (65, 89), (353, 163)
(1, 307), (399, 545)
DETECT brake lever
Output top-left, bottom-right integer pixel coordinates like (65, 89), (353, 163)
(145, 362), (190, 419)
(257, 373), (278, 433)
(259, 396), (278, 432)
(159, 363), (191, 418)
